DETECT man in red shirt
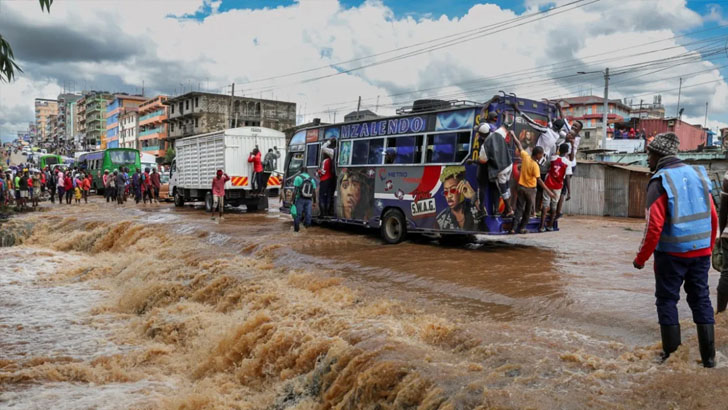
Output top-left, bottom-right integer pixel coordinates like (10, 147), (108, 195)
(634, 132), (717, 367)
(539, 143), (572, 232)
(150, 168), (161, 204)
(248, 147), (264, 193)
(317, 150), (334, 216)
(211, 169), (230, 221)
(142, 167), (153, 204)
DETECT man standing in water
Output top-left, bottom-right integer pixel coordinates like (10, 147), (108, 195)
(211, 169), (229, 221)
(633, 132), (717, 367)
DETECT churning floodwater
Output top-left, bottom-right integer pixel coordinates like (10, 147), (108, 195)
(1, 199), (727, 409)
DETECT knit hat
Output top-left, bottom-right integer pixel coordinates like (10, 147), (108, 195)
(647, 132), (679, 156)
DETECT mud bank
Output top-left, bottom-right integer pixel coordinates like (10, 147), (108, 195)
(1, 207), (727, 409)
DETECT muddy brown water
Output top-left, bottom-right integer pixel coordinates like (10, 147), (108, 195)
(0, 198), (727, 409)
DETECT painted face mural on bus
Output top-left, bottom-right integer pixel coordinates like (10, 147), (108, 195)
(435, 166), (479, 231)
(337, 167), (374, 220)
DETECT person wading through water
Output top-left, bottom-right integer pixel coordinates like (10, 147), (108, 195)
(633, 132), (717, 367)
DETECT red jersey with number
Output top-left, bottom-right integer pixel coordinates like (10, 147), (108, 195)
(544, 156), (567, 190)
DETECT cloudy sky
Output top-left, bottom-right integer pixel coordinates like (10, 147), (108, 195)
(1, 0), (728, 142)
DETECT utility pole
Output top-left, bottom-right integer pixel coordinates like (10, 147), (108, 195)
(228, 83), (235, 128)
(356, 96), (361, 117)
(676, 77), (683, 117)
(704, 101), (709, 128)
(602, 67), (609, 150)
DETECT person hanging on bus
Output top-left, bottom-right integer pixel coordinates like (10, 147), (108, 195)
(481, 122), (514, 217)
(435, 166), (480, 231)
(248, 147), (264, 193)
(293, 168), (316, 232)
(511, 136), (556, 234)
(540, 143), (573, 232)
(317, 150), (335, 216)
(263, 147), (280, 173)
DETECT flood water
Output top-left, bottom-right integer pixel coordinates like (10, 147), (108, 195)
(1, 198), (727, 409)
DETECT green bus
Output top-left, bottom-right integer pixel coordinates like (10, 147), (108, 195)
(78, 148), (141, 192)
(39, 154), (64, 170)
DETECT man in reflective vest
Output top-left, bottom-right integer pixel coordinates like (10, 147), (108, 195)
(634, 132), (717, 367)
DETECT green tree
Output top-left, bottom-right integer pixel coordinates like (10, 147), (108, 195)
(0, 0), (52, 82)
(164, 147), (175, 164)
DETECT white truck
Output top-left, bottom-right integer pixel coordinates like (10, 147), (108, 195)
(169, 126), (286, 212)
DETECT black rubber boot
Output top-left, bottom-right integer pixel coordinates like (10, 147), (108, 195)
(660, 324), (681, 362)
(717, 291), (728, 314)
(696, 324), (716, 368)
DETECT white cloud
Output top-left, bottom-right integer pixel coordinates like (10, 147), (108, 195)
(1, 0), (727, 141)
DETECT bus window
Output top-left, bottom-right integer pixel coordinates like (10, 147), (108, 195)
(425, 132), (471, 163)
(367, 138), (384, 164)
(291, 130), (306, 145)
(338, 140), (351, 166)
(306, 144), (319, 167)
(386, 135), (423, 164)
(109, 150), (138, 164)
(351, 138), (384, 165)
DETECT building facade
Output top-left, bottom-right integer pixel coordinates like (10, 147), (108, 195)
(560, 96), (632, 150)
(119, 108), (139, 149)
(34, 98), (58, 143)
(82, 91), (114, 150)
(164, 92), (296, 143)
(54, 93), (82, 154)
(104, 94), (147, 149)
(137, 95), (168, 158)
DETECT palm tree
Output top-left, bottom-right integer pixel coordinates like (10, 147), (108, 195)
(0, 0), (52, 82)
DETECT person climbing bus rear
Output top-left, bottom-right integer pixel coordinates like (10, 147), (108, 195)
(292, 169), (316, 232)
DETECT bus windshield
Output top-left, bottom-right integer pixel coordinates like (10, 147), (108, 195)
(109, 150), (138, 164)
(288, 152), (304, 175)
(44, 156), (60, 165)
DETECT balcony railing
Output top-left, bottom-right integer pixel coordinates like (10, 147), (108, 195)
(140, 127), (164, 136)
(139, 109), (165, 122)
(141, 145), (160, 151)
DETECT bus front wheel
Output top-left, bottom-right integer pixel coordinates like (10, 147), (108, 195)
(381, 209), (407, 244)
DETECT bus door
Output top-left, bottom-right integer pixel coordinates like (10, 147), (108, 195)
(282, 151), (304, 207)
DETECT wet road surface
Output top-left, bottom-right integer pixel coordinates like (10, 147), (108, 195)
(1, 197), (727, 409)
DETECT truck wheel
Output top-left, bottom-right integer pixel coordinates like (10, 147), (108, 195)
(381, 209), (407, 244)
(204, 192), (213, 213)
(174, 190), (184, 207)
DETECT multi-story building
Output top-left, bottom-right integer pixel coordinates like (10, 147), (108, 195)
(119, 108), (139, 149)
(559, 96), (632, 150)
(54, 93), (82, 155)
(629, 95), (665, 120)
(82, 91), (114, 150)
(105, 94), (147, 149)
(164, 92), (296, 143)
(35, 98), (58, 143)
(137, 95), (168, 158)
(71, 101), (83, 150)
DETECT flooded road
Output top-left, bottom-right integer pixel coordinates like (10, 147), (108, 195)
(1, 198), (727, 409)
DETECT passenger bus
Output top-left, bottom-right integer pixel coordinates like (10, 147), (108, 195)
(280, 94), (562, 244)
(39, 154), (64, 170)
(78, 148), (141, 192)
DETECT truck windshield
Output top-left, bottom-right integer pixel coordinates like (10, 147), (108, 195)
(109, 150), (138, 164)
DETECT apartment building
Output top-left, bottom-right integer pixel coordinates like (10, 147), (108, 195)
(119, 108), (139, 149)
(137, 95), (168, 158)
(81, 91), (114, 150)
(104, 94), (147, 149)
(35, 98), (58, 142)
(164, 92), (296, 143)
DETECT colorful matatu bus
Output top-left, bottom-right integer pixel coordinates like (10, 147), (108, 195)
(280, 95), (562, 244)
(78, 148), (141, 192)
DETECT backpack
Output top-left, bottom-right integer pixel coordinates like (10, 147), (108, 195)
(299, 176), (314, 199)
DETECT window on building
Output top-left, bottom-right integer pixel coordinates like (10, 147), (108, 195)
(171, 105), (174, 114)
(584, 131), (591, 139)
(426, 132), (470, 163)
(170, 123), (174, 132)
(186, 100), (189, 110)
(179, 102), (183, 113)
(195, 97), (199, 107)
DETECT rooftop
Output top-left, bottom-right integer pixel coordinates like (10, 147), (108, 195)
(163, 91), (295, 106)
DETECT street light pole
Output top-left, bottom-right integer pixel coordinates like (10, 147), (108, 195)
(602, 68), (610, 149)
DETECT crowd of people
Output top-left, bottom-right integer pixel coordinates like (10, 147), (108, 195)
(0, 163), (164, 211)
